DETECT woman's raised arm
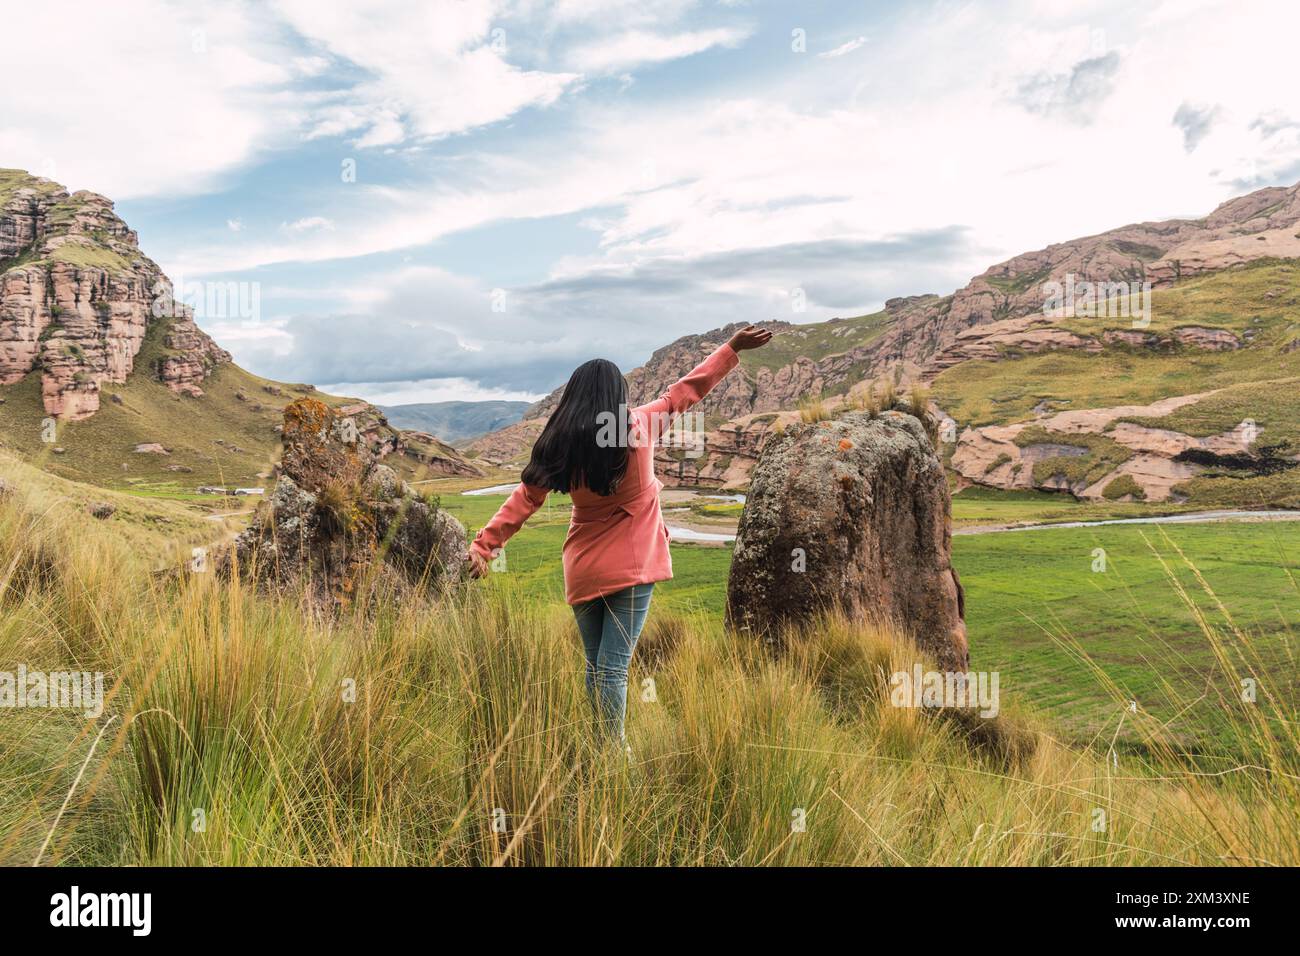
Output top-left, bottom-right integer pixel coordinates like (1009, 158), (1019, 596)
(632, 325), (772, 443)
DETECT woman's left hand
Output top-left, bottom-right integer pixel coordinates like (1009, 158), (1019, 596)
(728, 325), (774, 352)
(467, 549), (490, 578)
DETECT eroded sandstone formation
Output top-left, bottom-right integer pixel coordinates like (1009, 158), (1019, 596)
(0, 169), (230, 420)
(726, 411), (968, 671)
(230, 398), (468, 607)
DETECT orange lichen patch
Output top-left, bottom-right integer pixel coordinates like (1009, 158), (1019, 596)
(281, 397), (332, 441)
(280, 397), (367, 495)
(838, 438), (854, 451)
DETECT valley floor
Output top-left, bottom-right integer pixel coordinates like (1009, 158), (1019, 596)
(435, 480), (1300, 759)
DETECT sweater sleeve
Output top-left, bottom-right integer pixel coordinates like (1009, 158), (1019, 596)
(632, 342), (739, 444)
(470, 482), (550, 561)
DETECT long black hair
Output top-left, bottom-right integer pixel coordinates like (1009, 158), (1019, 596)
(521, 358), (630, 496)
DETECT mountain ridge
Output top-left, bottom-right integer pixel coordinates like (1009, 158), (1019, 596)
(469, 179), (1300, 504)
(379, 400), (529, 444)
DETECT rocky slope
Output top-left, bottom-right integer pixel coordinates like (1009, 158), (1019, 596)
(0, 169), (480, 491)
(471, 180), (1300, 503)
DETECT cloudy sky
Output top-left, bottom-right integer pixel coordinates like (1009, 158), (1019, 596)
(4, 0), (1300, 403)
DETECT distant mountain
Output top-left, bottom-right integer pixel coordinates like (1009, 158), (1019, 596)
(378, 400), (529, 443)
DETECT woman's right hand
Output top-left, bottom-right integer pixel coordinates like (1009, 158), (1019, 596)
(728, 325), (774, 352)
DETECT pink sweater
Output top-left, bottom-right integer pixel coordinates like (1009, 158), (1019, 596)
(471, 343), (740, 605)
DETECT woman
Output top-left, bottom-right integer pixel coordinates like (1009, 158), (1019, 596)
(468, 324), (773, 745)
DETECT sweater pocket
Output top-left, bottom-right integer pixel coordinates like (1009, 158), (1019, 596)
(566, 502), (633, 544)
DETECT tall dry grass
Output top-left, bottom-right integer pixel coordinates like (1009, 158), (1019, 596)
(1, 489), (1297, 866)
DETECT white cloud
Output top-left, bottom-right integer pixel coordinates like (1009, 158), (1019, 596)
(166, 0), (1300, 285)
(274, 0), (579, 146)
(546, 0), (701, 27)
(819, 36), (867, 58)
(566, 27), (750, 73)
(2, 0), (692, 198)
(280, 216), (336, 233)
(0, 1), (297, 198)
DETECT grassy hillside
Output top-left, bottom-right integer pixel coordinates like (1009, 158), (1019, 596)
(933, 261), (1300, 505)
(2, 490), (1295, 866)
(737, 309), (894, 377)
(932, 261), (1300, 428)
(0, 450), (218, 556)
(0, 315), (370, 497)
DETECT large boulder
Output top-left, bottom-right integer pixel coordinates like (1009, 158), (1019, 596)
(726, 410), (968, 671)
(229, 398), (468, 607)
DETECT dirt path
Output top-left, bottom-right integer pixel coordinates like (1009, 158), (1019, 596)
(204, 510), (255, 522)
(954, 509), (1300, 535)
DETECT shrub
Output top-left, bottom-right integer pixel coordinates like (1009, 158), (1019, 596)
(1101, 474), (1146, 500)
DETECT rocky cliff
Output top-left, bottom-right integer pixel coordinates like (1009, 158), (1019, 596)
(0, 169), (231, 420)
(0, 169), (483, 491)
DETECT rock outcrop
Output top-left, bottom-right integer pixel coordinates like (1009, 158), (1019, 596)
(652, 410), (789, 489)
(726, 411), (968, 671)
(948, 393), (1268, 501)
(396, 429), (484, 478)
(0, 169), (230, 420)
(230, 398), (468, 607)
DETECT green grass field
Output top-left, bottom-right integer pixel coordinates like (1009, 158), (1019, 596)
(955, 519), (1300, 756)
(443, 487), (1300, 757)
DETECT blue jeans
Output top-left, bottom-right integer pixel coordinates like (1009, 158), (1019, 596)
(572, 584), (654, 743)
